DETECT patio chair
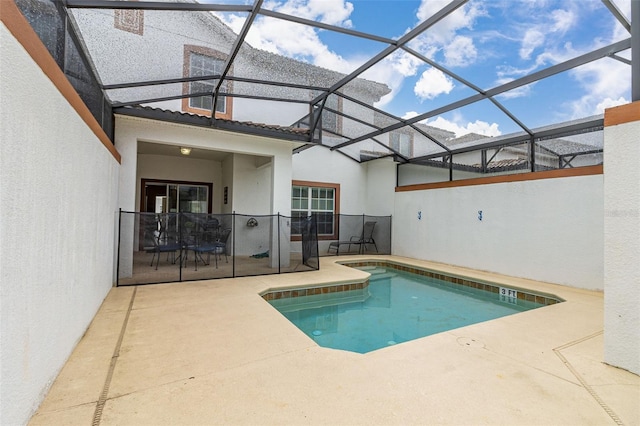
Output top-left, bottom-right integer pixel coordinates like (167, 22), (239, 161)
(148, 228), (182, 270)
(192, 228), (231, 270)
(328, 221), (378, 255)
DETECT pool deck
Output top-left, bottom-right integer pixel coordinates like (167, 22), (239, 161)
(29, 256), (639, 425)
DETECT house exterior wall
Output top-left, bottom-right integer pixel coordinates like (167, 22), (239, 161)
(364, 158), (396, 216)
(115, 115), (296, 271)
(292, 147), (369, 214)
(115, 115), (296, 214)
(603, 102), (640, 375)
(72, 9), (236, 104)
(393, 174), (604, 290)
(1, 23), (119, 425)
(231, 153), (273, 215)
(72, 9), (386, 130)
(136, 154), (224, 212)
(291, 146), (396, 254)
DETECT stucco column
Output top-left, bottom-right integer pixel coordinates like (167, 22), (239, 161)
(270, 151), (293, 268)
(114, 117), (139, 278)
(603, 101), (640, 375)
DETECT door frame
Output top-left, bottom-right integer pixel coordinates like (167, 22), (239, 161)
(140, 178), (214, 213)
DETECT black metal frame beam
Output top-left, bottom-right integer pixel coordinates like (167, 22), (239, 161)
(64, 0), (253, 12)
(307, 0), (467, 140)
(210, 0), (263, 119)
(332, 38), (629, 151)
(103, 74), (328, 92)
(601, 0), (631, 33)
(111, 91), (311, 109)
(403, 46), (533, 136)
(559, 148), (604, 169)
(60, 0), (634, 155)
(410, 116), (603, 163)
(335, 92), (452, 153)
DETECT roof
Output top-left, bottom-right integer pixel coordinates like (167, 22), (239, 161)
(14, 0), (634, 163)
(115, 106), (312, 143)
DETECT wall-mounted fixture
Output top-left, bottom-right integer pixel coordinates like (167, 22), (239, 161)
(180, 147), (191, 156)
(246, 217), (258, 227)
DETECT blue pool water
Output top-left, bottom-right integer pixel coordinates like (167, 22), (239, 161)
(269, 267), (545, 353)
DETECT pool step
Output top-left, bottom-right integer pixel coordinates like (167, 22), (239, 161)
(369, 271), (397, 281)
(356, 266), (397, 281)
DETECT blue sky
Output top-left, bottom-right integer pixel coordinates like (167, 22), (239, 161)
(217, 0), (632, 137)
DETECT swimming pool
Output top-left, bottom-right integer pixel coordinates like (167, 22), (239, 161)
(266, 264), (560, 354)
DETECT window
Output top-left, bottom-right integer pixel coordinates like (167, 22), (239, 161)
(183, 46), (232, 119)
(291, 181), (340, 240)
(141, 180), (212, 214)
(390, 132), (413, 157)
(114, 9), (144, 35)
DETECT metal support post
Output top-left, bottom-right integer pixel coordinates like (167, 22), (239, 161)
(530, 137), (536, 172)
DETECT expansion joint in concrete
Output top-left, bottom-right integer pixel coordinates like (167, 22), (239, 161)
(553, 331), (624, 426)
(92, 287), (138, 426)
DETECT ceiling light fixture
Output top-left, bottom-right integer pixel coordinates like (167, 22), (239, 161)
(180, 147), (191, 156)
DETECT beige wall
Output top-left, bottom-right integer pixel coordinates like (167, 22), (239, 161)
(1, 21), (120, 425)
(136, 154), (223, 213)
(603, 102), (640, 375)
(393, 173), (604, 290)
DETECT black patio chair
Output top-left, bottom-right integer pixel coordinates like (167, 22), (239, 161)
(192, 228), (231, 270)
(328, 221), (378, 255)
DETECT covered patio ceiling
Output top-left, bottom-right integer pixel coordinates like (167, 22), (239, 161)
(34, 0), (640, 162)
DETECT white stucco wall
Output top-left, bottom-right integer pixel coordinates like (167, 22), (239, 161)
(231, 154), (273, 215)
(292, 146), (369, 214)
(115, 116), (297, 215)
(393, 174), (604, 290)
(603, 109), (640, 375)
(136, 154), (224, 212)
(115, 116), (296, 268)
(1, 24), (119, 425)
(364, 158), (396, 216)
(398, 163), (480, 185)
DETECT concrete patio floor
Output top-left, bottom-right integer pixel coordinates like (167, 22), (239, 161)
(29, 256), (639, 425)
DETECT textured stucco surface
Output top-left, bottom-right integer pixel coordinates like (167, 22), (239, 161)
(603, 111), (640, 375)
(1, 24), (119, 425)
(393, 174), (604, 290)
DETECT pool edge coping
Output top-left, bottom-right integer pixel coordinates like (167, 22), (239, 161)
(260, 258), (565, 306)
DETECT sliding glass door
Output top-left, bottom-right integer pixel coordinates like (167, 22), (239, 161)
(166, 184), (208, 213)
(143, 181), (211, 214)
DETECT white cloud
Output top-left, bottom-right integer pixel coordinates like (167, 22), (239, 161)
(421, 116), (502, 138)
(387, 50), (422, 77)
(493, 78), (535, 100)
(519, 29), (545, 60)
(410, 0), (485, 68)
(416, 1), (484, 44)
(277, 0), (354, 27)
(550, 9), (575, 33)
(215, 0), (357, 73)
(414, 68), (454, 100)
(366, 52), (425, 109)
(444, 35), (477, 67)
(568, 58), (630, 117)
(596, 97), (627, 111)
